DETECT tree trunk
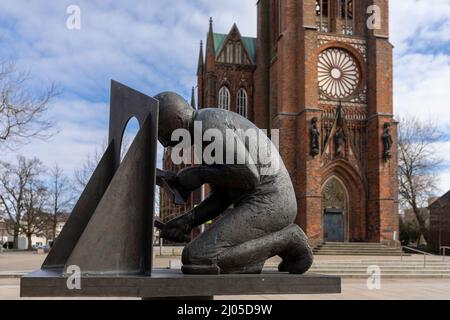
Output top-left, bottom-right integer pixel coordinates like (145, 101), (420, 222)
(13, 226), (20, 249)
(27, 234), (32, 250)
(413, 207), (429, 245)
(13, 234), (19, 250)
(52, 219), (57, 241)
(27, 234), (33, 250)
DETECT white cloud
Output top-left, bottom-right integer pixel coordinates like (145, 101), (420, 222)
(430, 140), (450, 193)
(0, 0), (256, 177)
(391, 0), (450, 194)
(0, 0), (449, 196)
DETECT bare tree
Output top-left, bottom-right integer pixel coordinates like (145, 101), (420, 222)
(73, 135), (132, 192)
(73, 146), (104, 192)
(0, 156), (45, 249)
(21, 173), (48, 250)
(398, 116), (443, 245)
(47, 164), (74, 241)
(0, 60), (57, 149)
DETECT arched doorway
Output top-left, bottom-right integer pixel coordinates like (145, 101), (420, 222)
(322, 177), (349, 242)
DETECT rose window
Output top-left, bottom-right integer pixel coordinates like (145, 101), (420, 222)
(318, 48), (360, 99)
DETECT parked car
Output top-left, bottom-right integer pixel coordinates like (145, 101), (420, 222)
(2, 242), (13, 249)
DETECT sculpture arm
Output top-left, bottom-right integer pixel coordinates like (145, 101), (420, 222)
(176, 164), (259, 193)
(160, 185), (233, 242)
(187, 186), (233, 228)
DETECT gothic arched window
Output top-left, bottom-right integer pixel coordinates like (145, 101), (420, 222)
(218, 86), (231, 110)
(237, 88), (248, 118)
(226, 42), (233, 63)
(235, 43), (242, 64)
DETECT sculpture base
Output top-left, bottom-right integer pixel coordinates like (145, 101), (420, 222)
(20, 269), (341, 299)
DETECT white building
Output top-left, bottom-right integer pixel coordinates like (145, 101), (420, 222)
(1, 217), (67, 250)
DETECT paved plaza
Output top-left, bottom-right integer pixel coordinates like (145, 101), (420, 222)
(1, 250), (450, 300)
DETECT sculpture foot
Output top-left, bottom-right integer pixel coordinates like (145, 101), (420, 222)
(278, 225), (314, 275)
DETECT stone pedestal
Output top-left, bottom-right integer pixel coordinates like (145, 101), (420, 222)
(21, 269), (341, 299)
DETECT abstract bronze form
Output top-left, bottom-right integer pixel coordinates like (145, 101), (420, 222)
(155, 92), (314, 275)
(42, 80), (158, 275)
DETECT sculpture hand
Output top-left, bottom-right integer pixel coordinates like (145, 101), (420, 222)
(160, 213), (193, 243)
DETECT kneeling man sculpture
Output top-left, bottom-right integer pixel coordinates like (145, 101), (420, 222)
(155, 92), (313, 275)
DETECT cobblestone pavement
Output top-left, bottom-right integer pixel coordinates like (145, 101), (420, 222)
(2, 278), (450, 300)
(1, 250), (450, 300)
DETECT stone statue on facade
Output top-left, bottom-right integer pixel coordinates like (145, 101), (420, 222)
(311, 117), (320, 157)
(155, 92), (313, 275)
(382, 122), (393, 160)
(335, 127), (345, 157)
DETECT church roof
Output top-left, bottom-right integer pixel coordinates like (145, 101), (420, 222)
(429, 190), (450, 210)
(213, 33), (257, 63)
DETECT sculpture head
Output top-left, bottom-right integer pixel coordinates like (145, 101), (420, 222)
(154, 92), (195, 147)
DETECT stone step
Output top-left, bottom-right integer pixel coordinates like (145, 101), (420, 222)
(314, 250), (404, 252)
(314, 246), (401, 250)
(309, 268), (450, 273)
(310, 266), (450, 270)
(311, 260), (449, 264)
(308, 273), (450, 279)
(313, 252), (405, 256)
(268, 262), (450, 267)
(322, 242), (391, 246)
(313, 242), (407, 257)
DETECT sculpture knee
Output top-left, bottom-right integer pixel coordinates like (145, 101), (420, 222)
(182, 240), (216, 266)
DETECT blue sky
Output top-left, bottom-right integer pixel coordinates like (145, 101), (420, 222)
(0, 0), (450, 193)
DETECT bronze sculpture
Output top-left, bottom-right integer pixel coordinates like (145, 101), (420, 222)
(155, 92), (313, 275)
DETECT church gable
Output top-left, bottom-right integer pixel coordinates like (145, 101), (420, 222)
(215, 25), (256, 65)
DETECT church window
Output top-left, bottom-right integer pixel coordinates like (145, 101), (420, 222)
(341, 0), (354, 35)
(226, 42), (233, 63)
(235, 43), (242, 64)
(318, 48), (360, 100)
(218, 50), (225, 63)
(218, 86), (231, 110)
(316, 0), (329, 32)
(237, 89), (248, 118)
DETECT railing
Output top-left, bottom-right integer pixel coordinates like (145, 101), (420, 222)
(400, 246), (436, 268)
(441, 246), (450, 262)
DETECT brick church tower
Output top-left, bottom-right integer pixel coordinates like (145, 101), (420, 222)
(163, 0), (398, 245)
(254, 0), (398, 244)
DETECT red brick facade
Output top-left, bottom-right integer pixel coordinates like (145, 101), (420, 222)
(429, 192), (450, 252)
(162, 0), (399, 244)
